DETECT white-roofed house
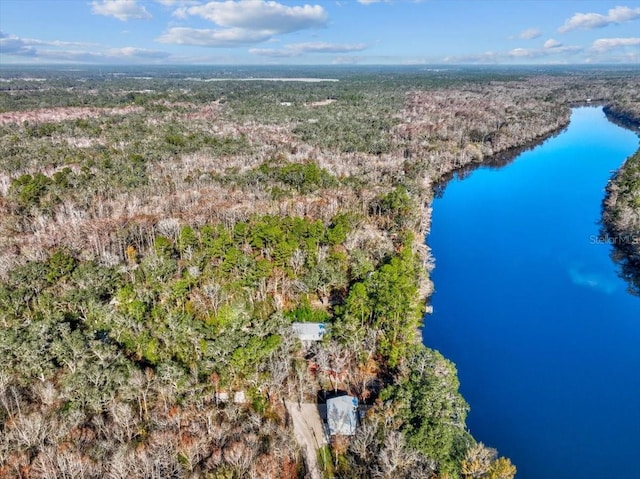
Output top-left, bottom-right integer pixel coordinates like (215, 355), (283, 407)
(292, 322), (326, 346)
(326, 395), (359, 436)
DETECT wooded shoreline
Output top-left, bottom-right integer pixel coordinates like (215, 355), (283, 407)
(602, 103), (640, 296)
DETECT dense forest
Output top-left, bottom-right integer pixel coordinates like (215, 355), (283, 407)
(1, 66), (639, 479)
(603, 101), (640, 295)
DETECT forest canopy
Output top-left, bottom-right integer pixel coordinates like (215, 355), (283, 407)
(1, 65), (639, 478)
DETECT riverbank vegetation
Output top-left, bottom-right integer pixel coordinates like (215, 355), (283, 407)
(1, 65), (638, 478)
(603, 146), (640, 297)
(603, 100), (640, 295)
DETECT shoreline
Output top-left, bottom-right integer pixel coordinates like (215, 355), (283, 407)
(422, 103), (640, 303)
(419, 113), (572, 308)
(601, 104), (640, 295)
(431, 120), (570, 195)
(416, 100), (640, 479)
(603, 104), (640, 133)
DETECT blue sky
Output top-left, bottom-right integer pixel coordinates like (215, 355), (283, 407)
(1, 0), (639, 65)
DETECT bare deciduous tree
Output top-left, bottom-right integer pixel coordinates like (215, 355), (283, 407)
(461, 442), (497, 479)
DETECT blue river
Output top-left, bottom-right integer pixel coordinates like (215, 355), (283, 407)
(423, 107), (640, 479)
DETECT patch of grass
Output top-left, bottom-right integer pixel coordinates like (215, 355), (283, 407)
(317, 445), (335, 479)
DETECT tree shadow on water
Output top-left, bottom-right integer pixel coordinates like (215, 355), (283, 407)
(610, 246), (640, 297)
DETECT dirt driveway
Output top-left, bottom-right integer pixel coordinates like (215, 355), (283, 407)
(285, 401), (328, 479)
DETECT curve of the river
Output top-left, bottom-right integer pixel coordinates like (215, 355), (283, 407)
(423, 107), (640, 479)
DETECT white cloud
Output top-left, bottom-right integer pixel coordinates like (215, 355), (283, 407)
(249, 47), (297, 57)
(161, 0), (328, 47)
(509, 48), (533, 58)
(568, 266), (618, 294)
(156, 0), (206, 8)
(559, 6), (640, 33)
(0, 35), (37, 57)
(543, 38), (562, 49)
(0, 33), (95, 57)
(173, 6), (190, 18)
(508, 43), (581, 59)
(250, 41), (367, 57)
(519, 28), (542, 40)
(295, 42), (367, 53)
(91, 0), (152, 21)
(0, 32), (169, 63)
(39, 50), (167, 62)
(182, 0), (327, 32)
(157, 27), (272, 46)
(106, 47), (171, 58)
(249, 48), (301, 58)
(591, 37), (640, 52)
(34, 47), (169, 62)
(444, 42), (581, 64)
(443, 51), (499, 64)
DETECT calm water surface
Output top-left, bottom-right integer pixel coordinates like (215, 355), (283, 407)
(423, 107), (640, 479)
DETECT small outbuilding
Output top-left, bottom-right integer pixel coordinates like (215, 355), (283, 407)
(292, 322), (326, 343)
(214, 390), (247, 404)
(326, 395), (359, 436)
